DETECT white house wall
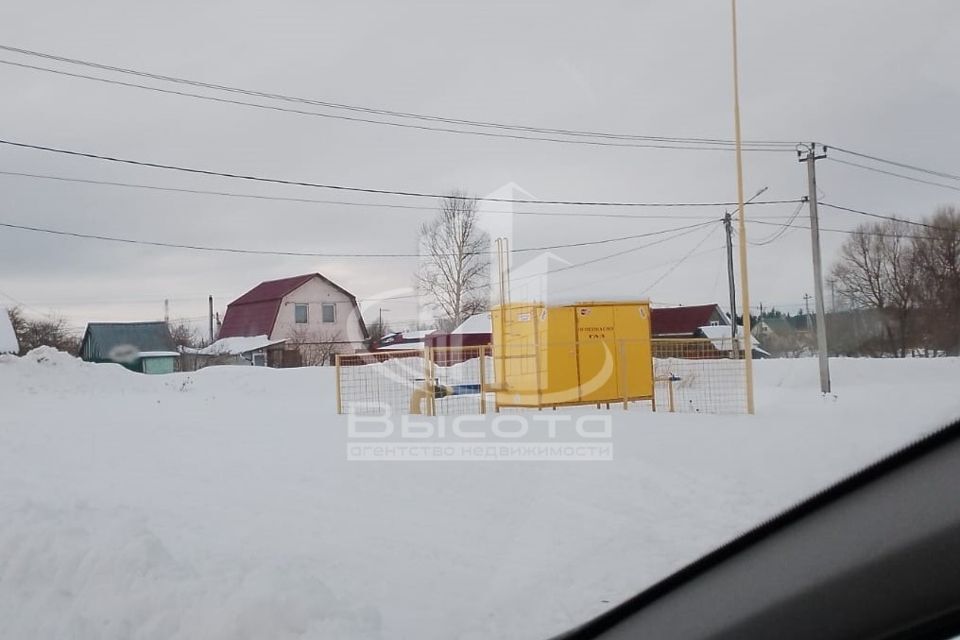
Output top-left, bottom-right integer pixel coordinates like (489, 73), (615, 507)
(271, 278), (367, 353)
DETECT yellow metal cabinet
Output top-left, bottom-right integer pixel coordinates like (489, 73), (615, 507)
(492, 300), (653, 409)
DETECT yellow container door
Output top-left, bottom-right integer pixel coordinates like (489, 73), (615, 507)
(539, 306), (579, 405)
(613, 303), (654, 400)
(494, 303), (540, 407)
(575, 305), (620, 404)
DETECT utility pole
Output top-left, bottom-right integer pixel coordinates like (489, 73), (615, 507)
(164, 298), (169, 324)
(723, 211), (739, 359)
(730, 0), (756, 413)
(803, 293), (812, 321)
(798, 142), (831, 394)
(208, 295), (214, 344)
(722, 186), (767, 361)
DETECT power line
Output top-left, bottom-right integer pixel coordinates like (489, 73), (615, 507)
(829, 145), (960, 183)
(825, 157), (960, 193)
(747, 218), (934, 241)
(548, 221), (719, 274)
(0, 169), (796, 220)
(748, 200), (806, 246)
(641, 224), (720, 293)
(0, 138), (804, 208)
(0, 44), (797, 151)
(0, 59), (796, 153)
(359, 222), (719, 303)
(819, 202), (945, 230)
(549, 245), (727, 296)
(0, 218), (715, 258)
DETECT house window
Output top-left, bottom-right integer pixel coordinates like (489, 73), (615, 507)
(294, 304), (308, 324)
(322, 303), (336, 323)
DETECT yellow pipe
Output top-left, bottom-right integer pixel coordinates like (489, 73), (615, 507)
(731, 0), (756, 414)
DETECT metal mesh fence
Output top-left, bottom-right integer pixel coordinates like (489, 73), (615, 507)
(652, 339), (747, 414)
(336, 339), (746, 416)
(336, 347), (494, 416)
(336, 350), (427, 416)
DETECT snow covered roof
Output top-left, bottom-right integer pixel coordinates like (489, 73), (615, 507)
(191, 335), (286, 356)
(697, 325), (771, 356)
(452, 313), (492, 335)
(138, 351), (181, 358)
(377, 341), (424, 351)
(400, 329), (436, 341)
(0, 308), (18, 354)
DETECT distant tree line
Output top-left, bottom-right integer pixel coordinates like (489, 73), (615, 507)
(5, 307), (80, 355)
(829, 205), (960, 357)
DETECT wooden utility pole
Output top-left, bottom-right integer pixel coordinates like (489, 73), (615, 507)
(798, 142), (831, 393)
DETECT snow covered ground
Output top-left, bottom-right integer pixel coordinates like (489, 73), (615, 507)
(2, 348), (960, 639)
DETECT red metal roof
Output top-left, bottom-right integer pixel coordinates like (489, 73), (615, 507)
(228, 274), (316, 306)
(219, 273), (369, 340)
(651, 304), (723, 336)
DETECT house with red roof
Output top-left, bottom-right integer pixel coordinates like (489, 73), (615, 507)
(651, 303), (769, 358)
(219, 274), (369, 366)
(651, 304), (730, 338)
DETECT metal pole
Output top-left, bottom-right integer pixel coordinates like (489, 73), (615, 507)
(208, 295), (214, 344)
(723, 212), (739, 359)
(800, 142), (831, 393)
(731, 0), (755, 413)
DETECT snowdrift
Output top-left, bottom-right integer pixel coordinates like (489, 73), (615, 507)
(1, 349), (959, 639)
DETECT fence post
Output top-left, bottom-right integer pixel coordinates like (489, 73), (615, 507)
(478, 346), (487, 415)
(668, 377), (676, 413)
(619, 340), (628, 411)
(335, 354), (343, 415)
(425, 347), (436, 416)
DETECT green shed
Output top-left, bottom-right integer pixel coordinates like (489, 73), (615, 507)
(79, 321), (178, 374)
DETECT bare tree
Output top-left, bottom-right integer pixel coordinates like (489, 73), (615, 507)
(912, 206), (960, 355)
(366, 319), (389, 346)
(831, 220), (919, 356)
(416, 191), (490, 332)
(168, 319), (202, 349)
(287, 326), (343, 366)
(6, 307), (81, 355)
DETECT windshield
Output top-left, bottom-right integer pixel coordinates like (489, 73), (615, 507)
(2, 2), (959, 639)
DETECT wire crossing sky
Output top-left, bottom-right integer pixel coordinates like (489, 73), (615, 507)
(1, 1), (958, 327)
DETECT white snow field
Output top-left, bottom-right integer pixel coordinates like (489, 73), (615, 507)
(2, 348), (960, 639)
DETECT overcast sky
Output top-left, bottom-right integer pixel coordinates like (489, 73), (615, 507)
(2, 0), (959, 333)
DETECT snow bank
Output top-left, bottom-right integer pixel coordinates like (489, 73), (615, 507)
(1, 350), (959, 639)
(0, 503), (379, 639)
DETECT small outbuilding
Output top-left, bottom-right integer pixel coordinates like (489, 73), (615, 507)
(181, 335), (287, 369)
(424, 313), (492, 365)
(79, 321), (178, 373)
